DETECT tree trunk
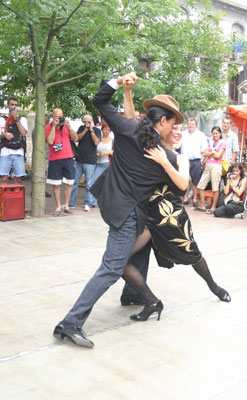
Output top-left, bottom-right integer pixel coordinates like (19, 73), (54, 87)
(31, 80), (47, 217)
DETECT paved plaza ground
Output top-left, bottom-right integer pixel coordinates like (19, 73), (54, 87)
(1, 178), (247, 399)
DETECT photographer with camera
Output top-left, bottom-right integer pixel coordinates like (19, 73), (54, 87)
(0, 96), (28, 184)
(46, 108), (77, 217)
(69, 114), (101, 212)
(214, 163), (246, 218)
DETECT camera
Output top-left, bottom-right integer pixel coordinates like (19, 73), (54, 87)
(227, 173), (236, 179)
(53, 143), (63, 152)
(59, 116), (65, 124)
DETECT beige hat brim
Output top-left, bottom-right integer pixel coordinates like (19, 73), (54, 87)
(142, 99), (184, 124)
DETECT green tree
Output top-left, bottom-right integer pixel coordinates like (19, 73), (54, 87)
(0, 0), (122, 216)
(0, 0), (239, 216)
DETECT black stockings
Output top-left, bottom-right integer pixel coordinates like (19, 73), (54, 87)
(122, 228), (158, 305)
(192, 257), (231, 302)
(192, 257), (217, 290)
(123, 232), (231, 304)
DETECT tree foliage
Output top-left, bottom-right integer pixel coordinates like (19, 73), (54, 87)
(0, 0), (241, 215)
(0, 0), (237, 114)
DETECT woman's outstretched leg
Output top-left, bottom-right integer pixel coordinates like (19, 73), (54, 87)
(122, 228), (164, 320)
(192, 257), (231, 302)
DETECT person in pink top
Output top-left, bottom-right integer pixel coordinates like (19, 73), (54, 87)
(197, 126), (226, 213)
(46, 108), (78, 216)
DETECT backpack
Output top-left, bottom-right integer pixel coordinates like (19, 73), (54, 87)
(0, 116), (26, 150)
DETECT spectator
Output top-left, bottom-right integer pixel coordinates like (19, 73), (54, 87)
(93, 123), (113, 183)
(180, 118), (208, 206)
(100, 116), (114, 139)
(46, 108), (78, 217)
(197, 126), (225, 213)
(221, 117), (239, 178)
(214, 163), (246, 218)
(93, 116), (100, 128)
(0, 96), (28, 184)
(69, 114), (101, 211)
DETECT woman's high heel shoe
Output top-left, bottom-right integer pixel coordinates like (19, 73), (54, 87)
(210, 285), (231, 302)
(130, 300), (164, 321)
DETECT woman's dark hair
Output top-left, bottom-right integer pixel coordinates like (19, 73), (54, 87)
(211, 126), (222, 139)
(229, 163), (245, 179)
(137, 106), (175, 149)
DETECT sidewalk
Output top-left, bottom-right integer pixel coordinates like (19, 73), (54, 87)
(22, 176), (95, 217)
(0, 184), (247, 400)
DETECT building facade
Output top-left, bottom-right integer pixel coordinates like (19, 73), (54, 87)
(180, 0), (247, 104)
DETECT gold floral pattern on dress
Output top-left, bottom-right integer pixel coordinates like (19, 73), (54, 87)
(170, 220), (194, 252)
(149, 185), (173, 202)
(156, 198), (183, 227)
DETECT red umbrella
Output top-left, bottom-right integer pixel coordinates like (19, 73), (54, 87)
(227, 104), (247, 161)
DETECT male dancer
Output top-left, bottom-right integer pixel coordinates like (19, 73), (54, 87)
(53, 72), (184, 347)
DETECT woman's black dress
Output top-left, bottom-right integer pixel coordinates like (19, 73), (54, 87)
(147, 183), (202, 268)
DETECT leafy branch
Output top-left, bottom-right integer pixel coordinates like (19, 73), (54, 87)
(47, 23), (104, 79)
(47, 71), (90, 88)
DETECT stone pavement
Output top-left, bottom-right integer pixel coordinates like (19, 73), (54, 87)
(0, 181), (247, 400)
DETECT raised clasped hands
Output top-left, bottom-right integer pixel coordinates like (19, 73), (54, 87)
(144, 145), (169, 167)
(117, 72), (138, 89)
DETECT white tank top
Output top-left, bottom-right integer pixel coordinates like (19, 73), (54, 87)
(97, 138), (113, 163)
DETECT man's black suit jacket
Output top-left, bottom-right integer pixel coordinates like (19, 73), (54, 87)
(91, 81), (185, 233)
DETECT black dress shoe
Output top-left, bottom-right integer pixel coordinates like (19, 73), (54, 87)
(53, 321), (94, 348)
(120, 294), (146, 306)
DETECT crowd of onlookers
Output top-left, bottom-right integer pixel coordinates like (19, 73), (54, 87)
(176, 117), (246, 218)
(44, 110), (114, 216)
(0, 97), (246, 219)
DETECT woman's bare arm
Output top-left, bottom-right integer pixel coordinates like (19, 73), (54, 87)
(144, 146), (189, 191)
(124, 88), (136, 119)
(231, 177), (247, 197)
(123, 73), (138, 119)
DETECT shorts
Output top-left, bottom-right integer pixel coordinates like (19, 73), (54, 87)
(0, 154), (26, 177)
(197, 163), (222, 192)
(47, 158), (75, 185)
(189, 159), (202, 185)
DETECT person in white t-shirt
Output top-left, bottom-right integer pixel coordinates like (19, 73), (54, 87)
(180, 118), (208, 206)
(221, 117), (239, 164)
(0, 96), (28, 184)
(93, 123), (113, 182)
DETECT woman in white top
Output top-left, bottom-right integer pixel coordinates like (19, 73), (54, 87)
(93, 124), (113, 182)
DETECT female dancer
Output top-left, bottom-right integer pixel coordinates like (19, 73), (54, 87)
(121, 83), (231, 322)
